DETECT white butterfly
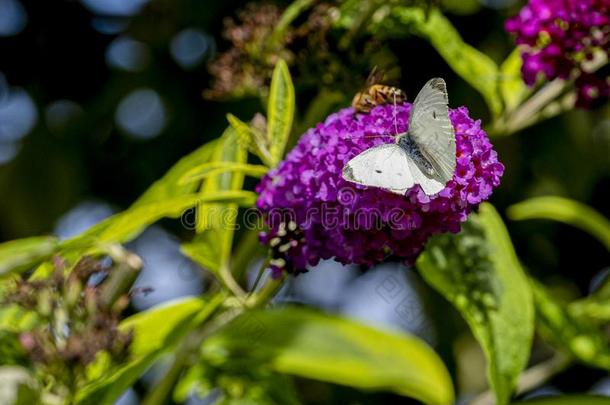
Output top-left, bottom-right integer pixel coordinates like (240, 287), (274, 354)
(342, 78), (456, 196)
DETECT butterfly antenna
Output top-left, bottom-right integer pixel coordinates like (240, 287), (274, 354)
(343, 134), (394, 140)
(393, 92), (399, 135)
(365, 134), (394, 139)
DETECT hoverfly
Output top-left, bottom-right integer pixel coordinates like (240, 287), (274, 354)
(351, 67), (407, 114)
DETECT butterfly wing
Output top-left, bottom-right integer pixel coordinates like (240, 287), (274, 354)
(342, 144), (414, 195)
(405, 156), (445, 195)
(408, 78), (456, 183)
(343, 78), (455, 196)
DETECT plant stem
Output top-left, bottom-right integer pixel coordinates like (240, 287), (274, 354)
(506, 91), (577, 135)
(509, 80), (568, 127)
(248, 257), (270, 297)
(249, 273), (286, 309)
(469, 353), (571, 405)
(219, 263), (246, 298)
(495, 51), (609, 136)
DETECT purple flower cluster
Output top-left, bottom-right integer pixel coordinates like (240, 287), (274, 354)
(255, 104), (504, 275)
(505, 0), (610, 107)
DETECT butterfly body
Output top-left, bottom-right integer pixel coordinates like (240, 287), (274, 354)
(342, 78), (456, 196)
(396, 134), (435, 176)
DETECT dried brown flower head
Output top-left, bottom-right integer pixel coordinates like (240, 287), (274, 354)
(2, 255), (137, 396)
(205, 1), (339, 100)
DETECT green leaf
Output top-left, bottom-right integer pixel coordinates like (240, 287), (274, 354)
(63, 191), (256, 248)
(182, 127), (248, 277)
(499, 48), (530, 114)
(382, 7), (502, 117)
(267, 59), (295, 166)
(507, 196), (610, 251)
(120, 298), (216, 357)
(202, 307), (454, 405)
(83, 196), (200, 243)
(531, 280), (610, 371)
(510, 395), (610, 405)
(227, 113), (273, 167)
(78, 296), (222, 405)
(181, 229), (226, 274)
(203, 127), (249, 195)
(0, 366), (40, 405)
(417, 203), (534, 405)
(179, 162), (268, 185)
(0, 236), (59, 277)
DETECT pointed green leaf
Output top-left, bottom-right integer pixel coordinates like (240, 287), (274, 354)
(63, 191), (256, 248)
(0, 236), (59, 277)
(203, 307), (454, 405)
(417, 203), (534, 405)
(203, 127), (249, 194)
(227, 113), (273, 167)
(507, 196), (610, 251)
(499, 48), (530, 114)
(183, 127), (249, 277)
(179, 162), (268, 185)
(181, 229), (226, 274)
(267, 60), (295, 166)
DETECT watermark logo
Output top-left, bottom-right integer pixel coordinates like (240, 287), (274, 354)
(179, 186), (413, 233)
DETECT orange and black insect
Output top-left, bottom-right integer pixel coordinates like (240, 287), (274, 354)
(351, 67), (407, 114)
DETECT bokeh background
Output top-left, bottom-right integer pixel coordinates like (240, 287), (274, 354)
(1, 0), (609, 403)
